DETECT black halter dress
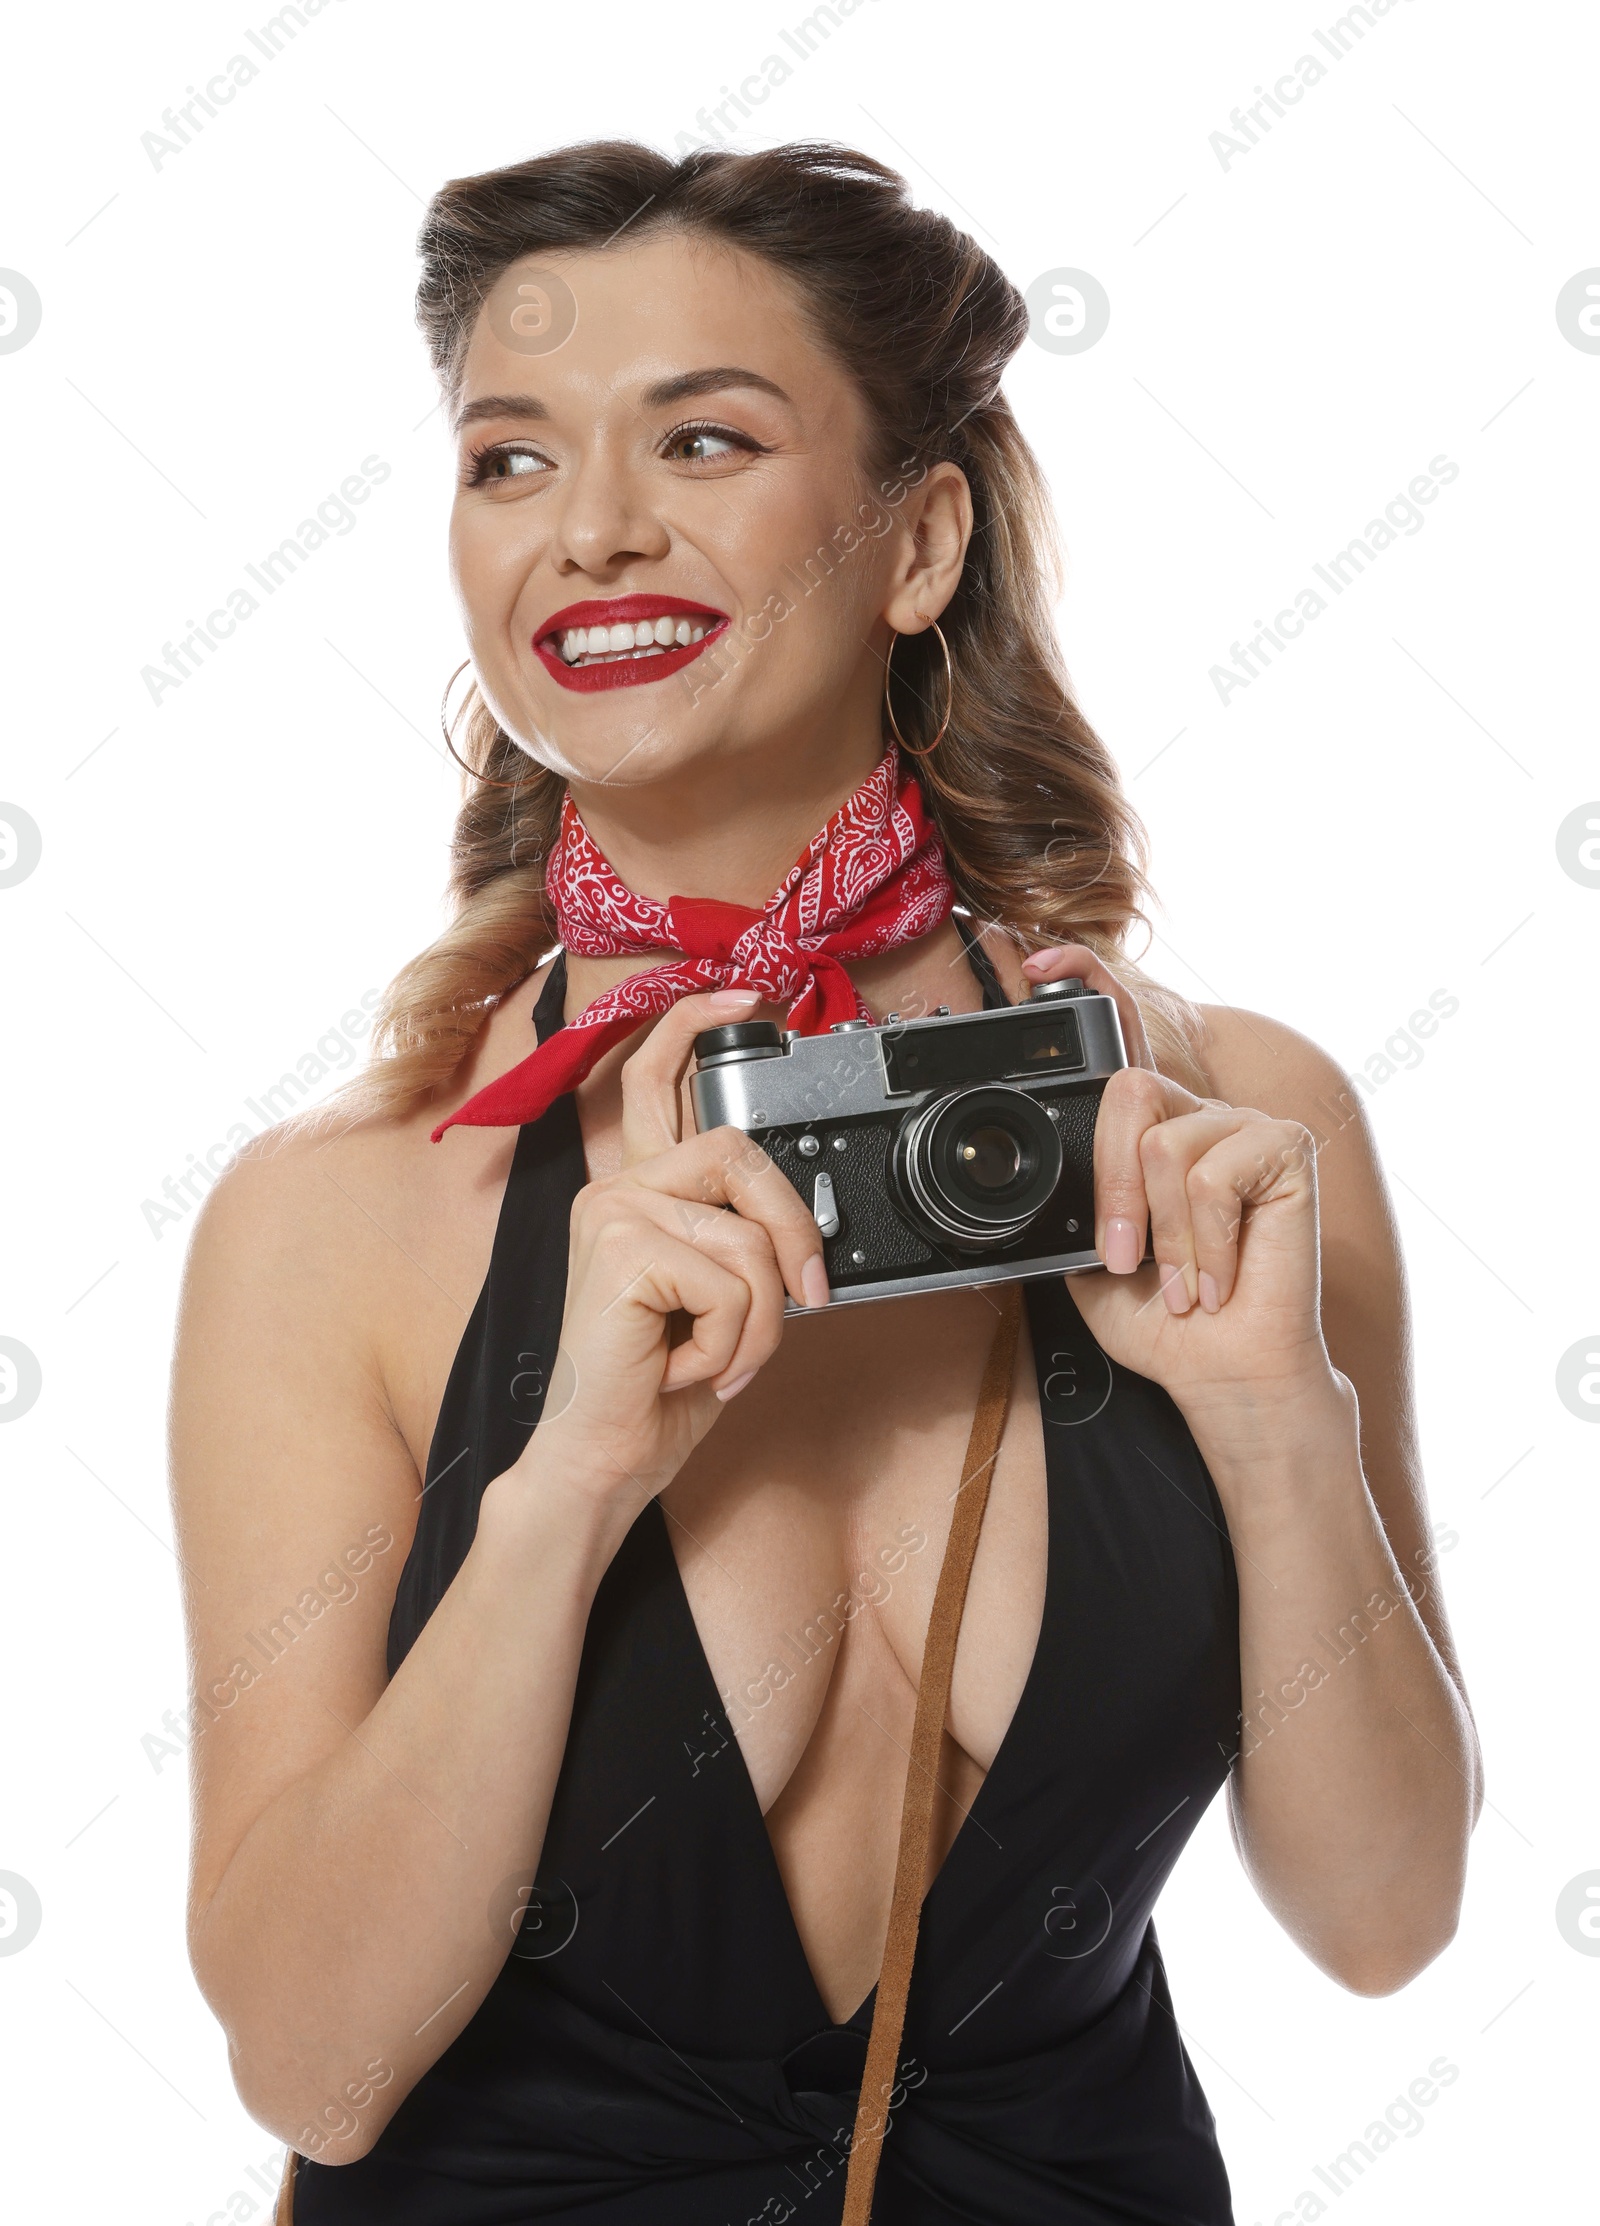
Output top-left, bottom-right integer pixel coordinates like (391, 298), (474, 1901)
(293, 940), (1241, 2225)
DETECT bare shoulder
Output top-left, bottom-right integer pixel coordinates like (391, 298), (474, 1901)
(179, 957), (559, 1488)
(1191, 1001), (1359, 1129)
(177, 1104), (442, 1407)
(172, 1109), (436, 1551)
(183, 1106), (412, 1294)
(182, 1081), (477, 1272)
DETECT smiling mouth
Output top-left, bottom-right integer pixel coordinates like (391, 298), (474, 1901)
(533, 595), (729, 692)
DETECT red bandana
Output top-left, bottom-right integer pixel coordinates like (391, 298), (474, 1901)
(431, 745), (954, 1140)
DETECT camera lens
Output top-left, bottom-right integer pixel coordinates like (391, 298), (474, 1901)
(894, 1086), (1063, 1248)
(956, 1123), (1025, 1192)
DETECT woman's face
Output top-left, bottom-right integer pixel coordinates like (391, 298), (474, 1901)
(448, 230), (958, 797)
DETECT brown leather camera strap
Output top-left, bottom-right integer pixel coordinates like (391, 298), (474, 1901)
(273, 1281), (1025, 2226)
(841, 1279), (1022, 2224)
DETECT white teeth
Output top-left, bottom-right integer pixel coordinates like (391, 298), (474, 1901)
(551, 613), (718, 667)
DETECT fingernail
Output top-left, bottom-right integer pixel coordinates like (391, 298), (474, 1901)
(706, 990), (760, 1016)
(1159, 1264), (1192, 1316)
(1198, 1270), (1220, 1314)
(1103, 1216), (1140, 1273)
(1022, 949), (1063, 972)
(715, 1370), (757, 1401)
(801, 1256), (831, 1309)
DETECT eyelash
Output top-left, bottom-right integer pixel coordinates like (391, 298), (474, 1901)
(662, 418), (769, 464)
(461, 418), (768, 486)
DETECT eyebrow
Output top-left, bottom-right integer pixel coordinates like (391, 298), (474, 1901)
(639, 365), (793, 409)
(455, 392), (550, 432)
(453, 365), (792, 434)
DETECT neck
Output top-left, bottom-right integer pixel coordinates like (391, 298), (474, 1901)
(565, 728), (885, 912)
(556, 724), (929, 1022)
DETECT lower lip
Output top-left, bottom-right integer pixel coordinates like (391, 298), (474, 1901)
(532, 622), (728, 693)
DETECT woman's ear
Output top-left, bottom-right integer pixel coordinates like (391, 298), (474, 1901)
(884, 460), (973, 632)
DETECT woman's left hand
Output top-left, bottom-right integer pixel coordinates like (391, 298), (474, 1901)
(1020, 946), (1342, 1429)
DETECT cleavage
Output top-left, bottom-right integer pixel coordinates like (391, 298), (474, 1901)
(654, 1287), (1048, 2018)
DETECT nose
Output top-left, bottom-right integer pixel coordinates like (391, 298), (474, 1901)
(548, 442), (671, 579)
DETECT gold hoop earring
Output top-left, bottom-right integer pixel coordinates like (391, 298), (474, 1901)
(883, 618), (953, 759)
(440, 659), (525, 789)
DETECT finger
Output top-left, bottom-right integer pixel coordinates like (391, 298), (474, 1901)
(567, 1203), (758, 1391)
(1186, 1117), (1319, 1312)
(626, 1124), (829, 1310)
(1021, 943), (1155, 1069)
(1091, 1064), (1204, 1275)
(619, 990), (763, 1168)
(1138, 1105), (1265, 1314)
(633, 1188), (790, 1386)
(660, 1250), (764, 1396)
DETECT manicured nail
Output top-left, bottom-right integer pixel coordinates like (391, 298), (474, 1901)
(1159, 1264), (1192, 1316)
(1022, 948), (1064, 972)
(801, 1256), (831, 1309)
(715, 1370), (756, 1401)
(1198, 1270), (1220, 1314)
(706, 989), (760, 1016)
(1103, 1216), (1140, 1274)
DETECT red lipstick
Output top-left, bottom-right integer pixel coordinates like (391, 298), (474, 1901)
(533, 593), (730, 693)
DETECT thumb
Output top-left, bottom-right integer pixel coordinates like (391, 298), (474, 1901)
(619, 988), (765, 1167)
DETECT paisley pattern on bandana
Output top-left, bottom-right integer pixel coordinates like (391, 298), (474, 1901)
(431, 746), (955, 1140)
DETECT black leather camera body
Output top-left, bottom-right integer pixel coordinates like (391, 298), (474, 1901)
(690, 979), (1128, 1309)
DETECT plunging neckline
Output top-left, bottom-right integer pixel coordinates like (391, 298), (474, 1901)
(516, 946), (1055, 2035)
(648, 1304), (1053, 2034)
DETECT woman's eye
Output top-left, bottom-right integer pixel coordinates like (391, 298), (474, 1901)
(662, 422), (750, 465)
(465, 444), (548, 487)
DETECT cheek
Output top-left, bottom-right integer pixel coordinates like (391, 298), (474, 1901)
(714, 456), (882, 608)
(447, 511), (558, 755)
(718, 506), (886, 684)
(450, 504), (540, 652)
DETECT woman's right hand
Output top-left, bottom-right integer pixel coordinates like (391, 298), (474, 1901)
(516, 989), (830, 1520)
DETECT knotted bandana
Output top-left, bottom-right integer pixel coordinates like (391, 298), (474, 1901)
(431, 745), (954, 1140)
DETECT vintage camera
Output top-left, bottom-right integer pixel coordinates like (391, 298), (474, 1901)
(690, 980), (1129, 1309)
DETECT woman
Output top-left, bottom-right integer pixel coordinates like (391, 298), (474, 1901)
(171, 141), (1480, 2225)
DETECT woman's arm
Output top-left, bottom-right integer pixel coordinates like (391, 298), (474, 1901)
(1021, 947), (1480, 1995)
(173, 994), (824, 2162)
(1194, 1002), (1481, 1991)
(173, 1131), (626, 2164)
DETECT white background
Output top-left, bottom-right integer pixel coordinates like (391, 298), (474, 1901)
(1, 2), (1596, 2221)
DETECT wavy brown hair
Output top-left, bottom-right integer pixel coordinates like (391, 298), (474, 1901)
(334, 138), (1207, 1126)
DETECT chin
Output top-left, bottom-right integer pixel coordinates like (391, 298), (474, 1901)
(500, 706), (724, 792)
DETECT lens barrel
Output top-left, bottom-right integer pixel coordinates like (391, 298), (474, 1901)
(894, 1085), (1063, 1246)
